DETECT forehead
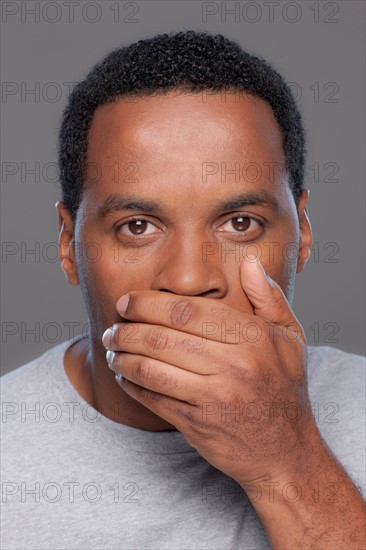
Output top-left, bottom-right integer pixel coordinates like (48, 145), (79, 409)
(83, 91), (289, 212)
(87, 90), (285, 164)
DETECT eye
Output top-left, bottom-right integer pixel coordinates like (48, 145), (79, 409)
(218, 215), (263, 234)
(115, 218), (160, 236)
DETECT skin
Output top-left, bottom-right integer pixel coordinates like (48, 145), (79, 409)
(57, 90), (365, 549)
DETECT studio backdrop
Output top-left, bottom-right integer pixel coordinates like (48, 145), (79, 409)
(1, 0), (365, 374)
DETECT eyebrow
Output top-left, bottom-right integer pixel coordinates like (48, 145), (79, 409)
(96, 190), (280, 220)
(216, 190), (280, 213)
(96, 195), (161, 219)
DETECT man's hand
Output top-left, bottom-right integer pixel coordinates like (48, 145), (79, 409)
(102, 257), (317, 486)
(102, 257), (366, 549)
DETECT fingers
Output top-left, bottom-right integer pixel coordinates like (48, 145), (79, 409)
(239, 259), (306, 344)
(115, 290), (252, 342)
(107, 352), (205, 406)
(114, 259), (305, 346)
(103, 322), (225, 375)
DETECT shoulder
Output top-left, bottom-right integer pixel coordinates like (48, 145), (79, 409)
(307, 345), (365, 396)
(307, 344), (365, 368)
(0, 337), (82, 403)
(306, 344), (365, 415)
(307, 346), (365, 495)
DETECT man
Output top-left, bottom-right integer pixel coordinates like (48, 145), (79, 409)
(1, 31), (365, 549)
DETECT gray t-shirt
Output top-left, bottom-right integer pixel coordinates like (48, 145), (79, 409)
(1, 336), (365, 550)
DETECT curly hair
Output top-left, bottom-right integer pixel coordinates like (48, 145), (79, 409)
(58, 30), (305, 221)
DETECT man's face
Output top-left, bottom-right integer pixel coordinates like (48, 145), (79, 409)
(58, 90), (311, 342)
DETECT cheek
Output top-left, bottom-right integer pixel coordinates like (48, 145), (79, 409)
(74, 232), (161, 333)
(278, 258), (298, 304)
(75, 221), (157, 287)
(262, 222), (300, 303)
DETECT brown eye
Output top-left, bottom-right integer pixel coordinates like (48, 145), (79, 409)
(128, 220), (147, 234)
(116, 218), (161, 238)
(218, 215), (263, 236)
(231, 216), (251, 232)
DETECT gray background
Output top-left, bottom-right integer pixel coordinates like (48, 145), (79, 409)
(1, 0), (365, 375)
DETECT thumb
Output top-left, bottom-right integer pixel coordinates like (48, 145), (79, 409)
(239, 257), (306, 343)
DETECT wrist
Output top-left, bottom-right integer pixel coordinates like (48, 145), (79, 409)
(238, 437), (365, 549)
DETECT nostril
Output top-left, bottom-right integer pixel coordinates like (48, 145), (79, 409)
(159, 288), (219, 297)
(199, 289), (220, 298)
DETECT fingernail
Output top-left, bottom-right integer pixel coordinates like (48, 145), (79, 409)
(256, 257), (265, 271)
(117, 294), (130, 316)
(106, 350), (115, 369)
(102, 328), (113, 349)
(115, 373), (124, 384)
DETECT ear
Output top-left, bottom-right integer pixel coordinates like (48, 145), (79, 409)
(296, 189), (313, 274)
(56, 201), (79, 285)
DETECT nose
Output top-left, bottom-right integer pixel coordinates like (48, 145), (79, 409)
(151, 236), (228, 298)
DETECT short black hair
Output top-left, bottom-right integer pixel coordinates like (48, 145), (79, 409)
(58, 30), (305, 222)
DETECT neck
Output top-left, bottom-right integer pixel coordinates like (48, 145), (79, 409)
(63, 336), (177, 431)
